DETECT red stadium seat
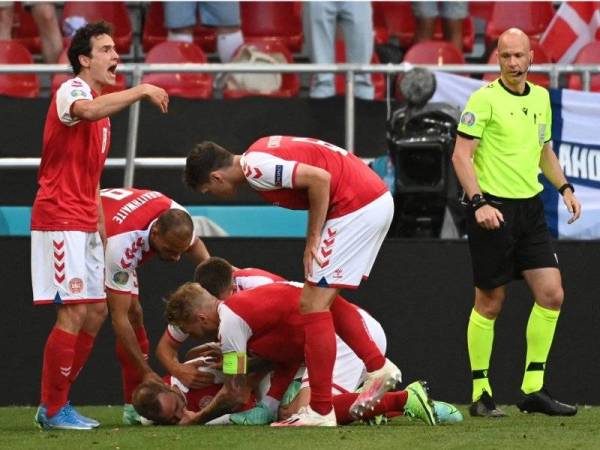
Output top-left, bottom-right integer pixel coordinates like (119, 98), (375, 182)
(371, 2), (390, 45)
(483, 41), (551, 87)
(469, 2), (495, 22)
(11, 2), (42, 54)
(51, 48), (126, 96)
(375, 1), (474, 52)
(567, 41), (600, 92)
(142, 41), (213, 99)
(403, 40), (466, 65)
(142, 2), (217, 54)
(240, 2), (303, 53)
(223, 38), (299, 98)
(0, 40), (39, 97)
(62, 2), (132, 54)
(335, 40), (386, 100)
(485, 2), (555, 47)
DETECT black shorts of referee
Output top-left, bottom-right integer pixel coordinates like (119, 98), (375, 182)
(466, 193), (559, 290)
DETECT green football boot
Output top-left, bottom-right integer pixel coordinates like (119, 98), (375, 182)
(404, 381), (437, 425)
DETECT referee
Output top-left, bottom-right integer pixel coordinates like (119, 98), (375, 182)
(452, 28), (581, 417)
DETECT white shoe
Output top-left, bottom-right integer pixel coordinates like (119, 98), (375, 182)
(350, 359), (402, 419)
(271, 405), (337, 427)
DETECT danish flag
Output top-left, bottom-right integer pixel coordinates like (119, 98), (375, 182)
(540, 2), (600, 63)
(53, 240), (65, 283)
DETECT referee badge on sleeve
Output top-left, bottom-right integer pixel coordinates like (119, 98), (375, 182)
(538, 124), (546, 145)
(460, 112), (476, 127)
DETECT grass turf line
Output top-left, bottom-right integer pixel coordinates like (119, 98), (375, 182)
(0, 405), (599, 450)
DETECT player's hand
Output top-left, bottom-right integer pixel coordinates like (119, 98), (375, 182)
(185, 342), (222, 362)
(142, 371), (163, 386)
(178, 409), (198, 426)
(141, 83), (169, 113)
(475, 204), (505, 230)
(303, 235), (321, 279)
(175, 361), (215, 389)
(562, 190), (581, 224)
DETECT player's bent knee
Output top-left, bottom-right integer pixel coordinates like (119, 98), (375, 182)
(537, 287), (564, 311)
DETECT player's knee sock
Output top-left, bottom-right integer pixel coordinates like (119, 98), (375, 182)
(41, 327), (78, 417)
(116, 326), (150, 403)
(217, 30), (243, 63)
(467, 308), (495, 402)
(330, 297), (385, 372)
(521, 303), (559, 394)
(302, 311), (336, 415)
(69, 331), (95, 383)
(333, 391), (408, 424)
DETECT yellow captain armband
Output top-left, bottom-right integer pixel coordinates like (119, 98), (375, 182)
(222, 351), (247, 375)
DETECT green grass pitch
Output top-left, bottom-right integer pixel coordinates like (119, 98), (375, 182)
(1, 405), (599, 450)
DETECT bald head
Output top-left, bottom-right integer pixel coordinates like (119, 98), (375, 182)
(496, 27), (533, 92)
(498, 28), (531, 53)
(150, 209), (194, 262)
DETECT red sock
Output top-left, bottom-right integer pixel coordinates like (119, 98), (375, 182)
(267, 364), (300, 400)
(41, 327), (78, 417)
(333, 391), (408, 424)
(302, 311), (336, 415)
(330, 297), (385, 372)
(115, 326), (150, 403)
(69, 331), (95, 383)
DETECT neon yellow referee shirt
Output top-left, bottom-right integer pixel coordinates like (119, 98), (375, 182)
(457, 79), (552, 199)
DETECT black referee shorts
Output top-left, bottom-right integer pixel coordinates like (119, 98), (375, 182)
(466, 193), (559, 290)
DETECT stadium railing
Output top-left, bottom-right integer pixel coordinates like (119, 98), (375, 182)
(1, 62), (600, 187)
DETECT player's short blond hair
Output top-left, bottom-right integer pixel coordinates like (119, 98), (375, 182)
(165, 282), (212, 326)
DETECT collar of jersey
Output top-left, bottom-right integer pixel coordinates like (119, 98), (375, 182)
(498, 78), (531, 97)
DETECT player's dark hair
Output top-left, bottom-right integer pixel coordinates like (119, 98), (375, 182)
(132, 382), (172, 425)
(194, 257), (234, 298)
(184, 141), (234, 190)
(156, 209), (194, 239)
(68, 21), (114, 75)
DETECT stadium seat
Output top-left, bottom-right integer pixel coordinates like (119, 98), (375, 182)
(0, 40), (39, 97)
(374, 1), (474, 52)
(469, 2), (495, 22)
(403, 40), (466, 65)
(567, 41), (600, 92)
(485, 2), (555, 47)
(62, 2), (132, 54)
(240, 2), (303, 53)
(223, 38), (299, 98)
(51, 48), (126, 96)
(141, 2), (217, 54)
(11, 2), (42, 54)
(483, 41), (551, 87)
(142, 41), (213, 99)
(371, 2), (390, 45)
(334, 40), (386, 100)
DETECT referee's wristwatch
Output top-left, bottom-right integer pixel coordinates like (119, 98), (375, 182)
(470, 193), (488, 211)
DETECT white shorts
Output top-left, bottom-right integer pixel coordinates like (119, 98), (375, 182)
(106, 268), (139, 298)
(31, 230), (106, 305)
(302, 309), (387, 394)
(306, 192), (394, 289)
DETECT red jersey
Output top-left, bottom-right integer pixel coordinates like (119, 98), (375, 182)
(31, 77), (110, 232)
(101, 188), (189, 294)
(219, 282), (307, 366)
(241, 136), (388, 219)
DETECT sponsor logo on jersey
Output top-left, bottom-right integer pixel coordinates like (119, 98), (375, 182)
(333, 268), (343, 279)
(113, 271), (130, 285)
(460, 111), (476, 127)
(275, 164), (283, 186)
(69, 277), (84, 294)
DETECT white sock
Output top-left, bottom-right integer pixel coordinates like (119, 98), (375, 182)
(167, 31), (193, 43)
(217, 30), (244, 62)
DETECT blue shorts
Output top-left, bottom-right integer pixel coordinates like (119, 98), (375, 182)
(412, 1), (468, 20)
(164, 1), (240, 29)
